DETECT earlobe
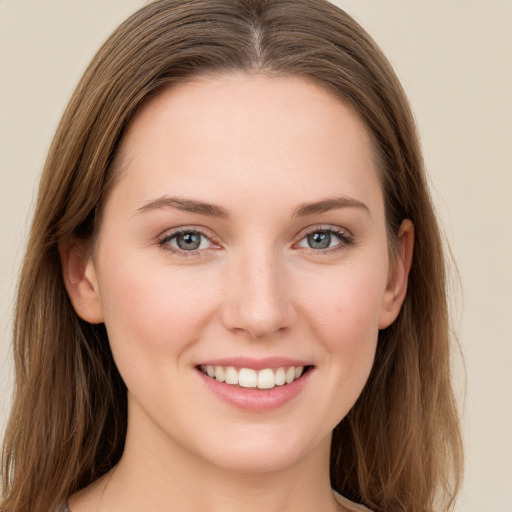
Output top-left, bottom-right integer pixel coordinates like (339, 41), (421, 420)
(378, 219), (414, 329)
(59, 241), (104, 324)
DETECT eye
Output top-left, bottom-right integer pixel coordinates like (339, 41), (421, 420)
(161, 229), (213, 252)
(296, 228), (353, 252)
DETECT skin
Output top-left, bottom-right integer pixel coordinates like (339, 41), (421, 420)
(63, 74), (413, 512)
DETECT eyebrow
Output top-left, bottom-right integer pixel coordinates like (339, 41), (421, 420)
(136, 196), (230, 218)
(136, 195), (369, 219)
(292, 196), (370, 217)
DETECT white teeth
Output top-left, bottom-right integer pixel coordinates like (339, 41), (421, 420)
(275, 367), (286, 386)
(257, 368), (275, 389)
(238, 368), (257, 388)
(200, 364), (308, 388)
(214, 365), (225, 382)
(225, 366), (238, 385)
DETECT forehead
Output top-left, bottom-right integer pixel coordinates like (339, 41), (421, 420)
(112, 73), (382, 214)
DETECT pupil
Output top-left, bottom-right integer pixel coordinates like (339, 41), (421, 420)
(308, 232), (331, 249)
(177, 232), (201, 250)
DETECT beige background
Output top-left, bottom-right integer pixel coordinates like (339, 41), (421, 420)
(1, 1), (511, 510)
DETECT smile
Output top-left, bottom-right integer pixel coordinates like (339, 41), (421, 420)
(198, 364), (308, 389)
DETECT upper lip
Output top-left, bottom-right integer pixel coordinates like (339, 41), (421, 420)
(197, 357), (313, 371)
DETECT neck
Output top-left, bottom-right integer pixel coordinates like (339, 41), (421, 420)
(99, 402), (339, 512)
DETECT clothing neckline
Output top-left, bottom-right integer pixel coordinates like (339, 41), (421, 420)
(332, 490), (373, 511)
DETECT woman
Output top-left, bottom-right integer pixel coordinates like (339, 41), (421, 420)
(1, 1), (463, 511)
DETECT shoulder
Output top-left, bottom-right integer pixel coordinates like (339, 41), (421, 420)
(333, 490), (373, 512)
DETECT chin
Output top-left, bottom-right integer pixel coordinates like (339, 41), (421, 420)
(207, 448), (304, 474)
(192, 429), (328, 474)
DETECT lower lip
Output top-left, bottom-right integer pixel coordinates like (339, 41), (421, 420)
(197, 368), (312, 411)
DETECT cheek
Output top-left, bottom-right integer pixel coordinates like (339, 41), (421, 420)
(95, 250), (219, 365)
(299, 260), (387, 384)
(303, 262), (387, 339)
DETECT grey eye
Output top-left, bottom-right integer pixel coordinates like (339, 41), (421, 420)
(177, 232), (201, 250)
(171, 231), (209, 251)
(306, 231), (332, 249)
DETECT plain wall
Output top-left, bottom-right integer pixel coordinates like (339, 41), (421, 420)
(1, 1), (511, 511)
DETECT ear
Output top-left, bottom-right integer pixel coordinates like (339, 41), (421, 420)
(59, 241), (104, 324)
(378, 219), (414, 329)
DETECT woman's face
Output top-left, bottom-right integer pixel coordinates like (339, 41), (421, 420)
(70, 74), (410, 473)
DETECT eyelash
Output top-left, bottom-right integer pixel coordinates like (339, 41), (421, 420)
(296, 226), (354, 256)
(157, 226), (354, 257)
(158, 228), (218, 258)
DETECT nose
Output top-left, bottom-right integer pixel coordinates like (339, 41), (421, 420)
(220, 248), (297, 339)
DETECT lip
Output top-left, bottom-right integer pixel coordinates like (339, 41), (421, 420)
(196, 359), (314, 412)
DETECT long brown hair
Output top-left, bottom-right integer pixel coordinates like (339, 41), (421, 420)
(1, 1), (463, 511)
